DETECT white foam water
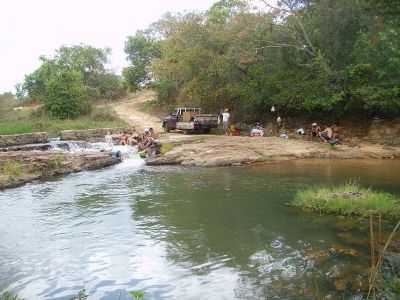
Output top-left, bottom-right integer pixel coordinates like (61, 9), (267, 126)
(50, 140), (144, 165)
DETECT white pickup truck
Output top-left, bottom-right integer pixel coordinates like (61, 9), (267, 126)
(162, 107), (219, 134)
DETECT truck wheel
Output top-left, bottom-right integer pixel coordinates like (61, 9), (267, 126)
(163, 125), (170, 132)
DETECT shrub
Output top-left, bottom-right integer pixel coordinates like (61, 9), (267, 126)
(90, 107), (119, 122)
(43, 70), (90, 119)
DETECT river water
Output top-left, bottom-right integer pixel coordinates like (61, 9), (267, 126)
(1, 155), (400, 299)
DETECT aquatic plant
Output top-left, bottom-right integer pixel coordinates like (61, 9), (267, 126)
(0, 292), (23, 300)
(292, 182), (400, 219)
(70, 289), (88, 300)
(130, 291), (145, 300)
(367, 219), (400, 299)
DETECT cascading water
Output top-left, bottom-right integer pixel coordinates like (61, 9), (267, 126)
(49, 139), (145, 167)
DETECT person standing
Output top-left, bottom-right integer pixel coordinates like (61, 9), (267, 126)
(222, 108), (231, 135)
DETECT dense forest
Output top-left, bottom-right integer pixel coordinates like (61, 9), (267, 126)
(17, 0), (400, 122)
(124, 0), (400, 121)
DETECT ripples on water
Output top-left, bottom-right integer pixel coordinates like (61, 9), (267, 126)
(0, 159), (400, 299)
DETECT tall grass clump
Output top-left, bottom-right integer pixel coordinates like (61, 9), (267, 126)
(292, 182), (400, 219)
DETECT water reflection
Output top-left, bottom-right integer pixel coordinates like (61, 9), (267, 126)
(0, 160), (399, 299)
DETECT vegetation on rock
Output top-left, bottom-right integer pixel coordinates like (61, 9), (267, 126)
(292, 182), (400, 218)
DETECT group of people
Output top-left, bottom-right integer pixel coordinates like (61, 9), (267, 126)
(310, 123), (340, 144)
(105, 128), (161, 158)
(218, 108), (341, 144)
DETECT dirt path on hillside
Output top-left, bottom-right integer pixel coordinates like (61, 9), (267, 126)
(114, 90), (162, 132)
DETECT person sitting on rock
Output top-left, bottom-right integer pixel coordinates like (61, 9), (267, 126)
(105, 131), (113, 146)
(319, 126), (333, 143)
(250, 122), (264, 137)
(311, 123), (321, 138)
(120, 131), (130, 145)
(149, 127), (159, 139)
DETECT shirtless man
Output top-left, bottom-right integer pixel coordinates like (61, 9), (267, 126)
(319, 126), (333, 143)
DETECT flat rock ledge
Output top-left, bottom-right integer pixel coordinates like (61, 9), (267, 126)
(0, 132), (48, 147)
(0, 151), (120, 190)
(147, 136), (400, 167)
(60, 128), (134, 141)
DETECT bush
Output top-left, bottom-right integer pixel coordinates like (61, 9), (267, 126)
(90, 107), (119, 122)
(43, 70), (90, 119)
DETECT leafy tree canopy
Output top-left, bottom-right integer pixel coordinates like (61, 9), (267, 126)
(127, 0), (400, 120)
(19, 45), (125, 118)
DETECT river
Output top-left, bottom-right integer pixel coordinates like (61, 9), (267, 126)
(1, 156), (400, 299)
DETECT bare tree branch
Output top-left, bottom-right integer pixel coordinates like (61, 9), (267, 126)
(260, 0), (317, 56)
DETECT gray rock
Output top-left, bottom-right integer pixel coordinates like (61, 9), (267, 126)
(0, 132), (48, 147)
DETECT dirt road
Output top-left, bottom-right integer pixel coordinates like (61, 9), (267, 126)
(114, 90), (162, 132)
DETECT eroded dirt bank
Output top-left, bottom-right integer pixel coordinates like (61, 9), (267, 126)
(0, 151), (120, 190)
(147, 136), (400, 167)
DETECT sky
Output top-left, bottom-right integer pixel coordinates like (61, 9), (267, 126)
(0, 0), (217, 93)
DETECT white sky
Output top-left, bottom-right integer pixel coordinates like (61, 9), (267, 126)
(0, 0), (216, 93)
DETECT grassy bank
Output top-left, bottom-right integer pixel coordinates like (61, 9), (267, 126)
(0, 106), (127, 136)
(292, 183), (400, 219)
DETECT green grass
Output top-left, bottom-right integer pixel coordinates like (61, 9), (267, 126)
(160, 143), (175, 155)
(2, 161), (22, 177)
(292, 182), (400, 219)
(0, 107), (127, 136)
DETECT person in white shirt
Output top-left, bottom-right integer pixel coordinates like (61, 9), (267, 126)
(222, 109), (230, 135)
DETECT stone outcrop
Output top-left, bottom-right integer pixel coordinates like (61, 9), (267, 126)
(0, 143), (52, 152)
(0, 132), (48, 147)
(60, 128), (134, 141)
(147, 135), (400, 167)
(366, 119), (400, 145)
(0, 150), (121, 190)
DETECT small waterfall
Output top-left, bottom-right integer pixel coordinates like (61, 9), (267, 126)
(49, 140), (142, 162)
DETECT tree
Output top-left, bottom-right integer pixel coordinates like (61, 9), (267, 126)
(128, 0), (400, 119)
(19, 44), (124, 118)
(123, 32), (160, 90)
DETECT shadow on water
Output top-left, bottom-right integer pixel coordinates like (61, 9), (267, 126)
(0, 159), (400, 299)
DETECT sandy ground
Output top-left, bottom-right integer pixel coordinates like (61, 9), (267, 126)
(113, 90), (162, 132)
(114, 91), (400, 167)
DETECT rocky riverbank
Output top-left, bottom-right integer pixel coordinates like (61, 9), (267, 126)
(0, 151), (120, 190)
(147, 135), (400, 167)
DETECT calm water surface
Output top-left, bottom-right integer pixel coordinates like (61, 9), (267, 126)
(1, 159), (400, 299)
